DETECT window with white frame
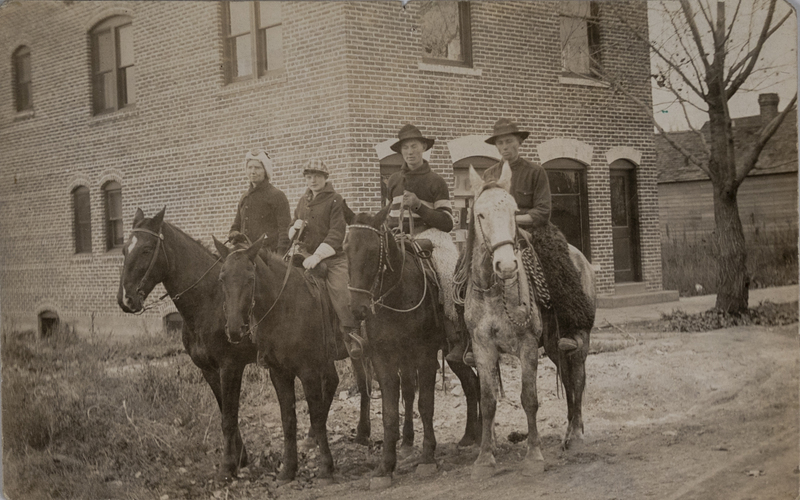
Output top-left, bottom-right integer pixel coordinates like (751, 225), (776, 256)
(559, 2), (600, 77)
(420, 1), (472, 67)
(224, 1), (284, 82)
(91, 16), (136, 114)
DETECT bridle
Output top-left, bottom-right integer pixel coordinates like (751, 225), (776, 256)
(346, 223), (428, 313)
(130, 227), (171, 300)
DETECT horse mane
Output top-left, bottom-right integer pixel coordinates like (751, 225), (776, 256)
(162, 221), (219, 259)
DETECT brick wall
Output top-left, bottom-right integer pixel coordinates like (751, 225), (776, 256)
(0, 1), (660, 336)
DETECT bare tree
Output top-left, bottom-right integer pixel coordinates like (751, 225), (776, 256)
(598, 0), (796, 314)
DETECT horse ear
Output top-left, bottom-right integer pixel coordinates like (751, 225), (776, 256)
(212, 235), (230, 259)
(497, 162), (512, 192)
(469, 165), (484, 198)
(373, 203), (391, 229)
(133, 208), (144, 228)
(152, 206), (166, 228)
(244, 235), (266, 262)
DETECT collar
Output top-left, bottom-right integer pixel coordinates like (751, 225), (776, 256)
(248, 180), (272, 193)
(305, 182), (335, 202)
(401, 160), (431, 175)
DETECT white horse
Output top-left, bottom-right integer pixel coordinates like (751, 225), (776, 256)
(464, 163), (596, 479)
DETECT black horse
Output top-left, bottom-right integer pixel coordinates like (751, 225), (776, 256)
(213, 235), (371, 484)
(344, 205), (481, 490)
(117, 208), (370, 482)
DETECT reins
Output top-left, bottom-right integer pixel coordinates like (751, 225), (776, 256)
(346, 219), (429, 314)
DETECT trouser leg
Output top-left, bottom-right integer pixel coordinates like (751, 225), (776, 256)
(324, 254), (365, 358)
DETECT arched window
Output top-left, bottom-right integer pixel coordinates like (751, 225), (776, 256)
(164, 312), (183, 336)
(544, 158), (591, 258)
(103, 181), (123, 250)
(39, 311), (59, 338)
(91, 16), (135, 114)
(72, 186), (92, 253)
(13, 46), (32, 111)
(379, 153), (404, 207)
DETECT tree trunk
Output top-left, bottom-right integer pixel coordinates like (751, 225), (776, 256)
(712, 182), (749, 313)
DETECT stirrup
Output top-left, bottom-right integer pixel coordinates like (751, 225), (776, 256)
(558, 335), (584, 354)
(347, 331), (367, 360)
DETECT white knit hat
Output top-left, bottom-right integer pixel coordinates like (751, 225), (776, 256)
(244, 150), (274, 181)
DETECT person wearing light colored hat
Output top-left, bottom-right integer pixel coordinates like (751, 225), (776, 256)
(229, 150), (292, 254)
(483, 118), (595, 354)
(289, 158), (365, 359)
(384, 124), (472, 365)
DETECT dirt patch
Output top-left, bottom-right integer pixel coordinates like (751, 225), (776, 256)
(197, 324), (798, 499)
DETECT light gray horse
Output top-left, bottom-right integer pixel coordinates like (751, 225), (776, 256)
(464, 163), (596, 479)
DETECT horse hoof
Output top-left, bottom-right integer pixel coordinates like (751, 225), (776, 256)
(416, 463), (438, 477)
(563, 434), (585, 452)
(398, 445), (415, 460)
(370, 476), (392, 491)
(471, 463), (496, 480)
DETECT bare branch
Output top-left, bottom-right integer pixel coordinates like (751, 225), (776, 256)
(726, 6), (790, 82)
(726, 0), (782, 98)
(724, 0), (744, 43)
(737, 93), (797, 181)
(679, 0), (713, 76)
(665, 3), (707, 94)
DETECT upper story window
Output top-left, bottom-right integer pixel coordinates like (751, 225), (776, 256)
(559, 2), (600, 77)
(224, 1), (284, 82)
(72, 186), (92, 254)
(103, 181), (123, 250)
(13, 46), (32, 112)
(420, 1), (472, 67)
(91, 16), (136, 114)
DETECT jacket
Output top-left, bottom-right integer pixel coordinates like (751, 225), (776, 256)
(385, 161), (454, 234)
(483, 157), (551, 229)
(293, 182), (347, 255)
(230, 180), (292, 254)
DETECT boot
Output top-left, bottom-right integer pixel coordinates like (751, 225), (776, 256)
(444, 319), (474, 366)
(345, 327), (367, 360)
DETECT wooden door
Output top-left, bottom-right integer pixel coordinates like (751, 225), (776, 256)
(610, 166), (641, 282)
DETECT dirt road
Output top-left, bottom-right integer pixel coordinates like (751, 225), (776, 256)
(227, 323), (798, 500)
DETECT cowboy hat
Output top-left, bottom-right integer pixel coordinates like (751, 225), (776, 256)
(485, 118), (530, 145)
(390, 124), (436, 153)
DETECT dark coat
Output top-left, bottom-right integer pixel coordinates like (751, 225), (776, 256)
(230, 180), (292, 254)
(484, 157), (551, 229)
(293, 182), (347, 255)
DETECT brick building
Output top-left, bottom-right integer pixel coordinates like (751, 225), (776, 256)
(0, 1), (662, 337)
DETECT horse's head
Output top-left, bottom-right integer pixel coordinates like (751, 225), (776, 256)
(214, 235), (264, 344)
(344, 205), (391, 320)
(118, 207), (168, 313)
(469, 163), (519, 280)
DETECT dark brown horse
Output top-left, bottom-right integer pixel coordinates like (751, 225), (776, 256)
(464, 164), (596, 479)
(213, 236), (368, 485)
(117, 208), (370, 483)
(344, 206), (481, 490)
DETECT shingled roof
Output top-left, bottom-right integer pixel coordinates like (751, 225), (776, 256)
(656, 94), (798, 183)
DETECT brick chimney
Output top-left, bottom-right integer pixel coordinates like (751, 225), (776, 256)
(758, 93), (780, 124)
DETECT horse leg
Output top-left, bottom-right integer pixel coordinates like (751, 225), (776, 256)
(519, 335), (545, 477)
(399, 366), (416, 455)
(300, 364), (338, 483)
(561, 330), (589, 451)
(417, 355), (438, 466)
(370, 357), (400, 490)
(472, 336), (500, 479)
(203, 365), (248, 482)
(351, 357), (372, 445)
(446, 359), (482, 446)
(269, 367), (299, 484)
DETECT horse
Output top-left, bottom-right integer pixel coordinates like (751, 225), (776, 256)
(117, 208), (371, 483)
(344, 205), (482, 490)
(212, 235), (371, 485)
(463, 164), (596, 479)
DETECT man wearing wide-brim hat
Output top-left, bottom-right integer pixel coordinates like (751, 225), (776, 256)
(483, 118), (595, 354)
(384, 124), (472, 365)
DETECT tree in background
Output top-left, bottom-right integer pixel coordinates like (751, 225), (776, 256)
(591, 0), (796, 313)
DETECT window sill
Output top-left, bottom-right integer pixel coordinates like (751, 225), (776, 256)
(559, 74), (609, 88)
(90, 106), (139, 126)
(418, 61), (482, 77)
(101, 248), (124, 260)
(71, 253), (94, 263)
(14, 109), (35, 122)
(219, 69), (288, 95)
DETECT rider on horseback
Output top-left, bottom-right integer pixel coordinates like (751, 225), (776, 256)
(385, 124), (473, 366)
(289, 158), (365, 359)
(482, 118), (594, 352)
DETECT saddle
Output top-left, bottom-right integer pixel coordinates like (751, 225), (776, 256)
(394, 233), (433, 260)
